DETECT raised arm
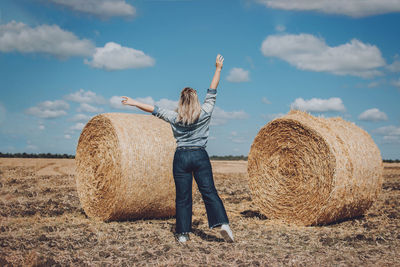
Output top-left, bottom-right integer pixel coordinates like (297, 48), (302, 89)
(121, 96), (154, 113)
(209, 54), (224, 89)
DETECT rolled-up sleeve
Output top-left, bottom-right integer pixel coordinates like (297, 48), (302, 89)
(152, 105), (177, 124)
(201, 88), (217, 114)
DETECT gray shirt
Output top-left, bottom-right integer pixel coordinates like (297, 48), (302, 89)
(151, 89), (217, 148)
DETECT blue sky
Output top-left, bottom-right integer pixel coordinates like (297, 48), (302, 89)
(0, 0), (399, 158)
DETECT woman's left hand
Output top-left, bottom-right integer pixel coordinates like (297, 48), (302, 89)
(121, 96), (137, 106)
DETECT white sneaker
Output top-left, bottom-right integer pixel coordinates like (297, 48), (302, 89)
(220, 224), (234, 242)
(177, 233), (189, 243)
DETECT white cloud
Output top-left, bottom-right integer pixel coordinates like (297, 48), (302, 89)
(229, 137), (247, 144)
(77, 103), (103, 113)
(261, 33), (385, 78)
(226, 68), (250, 83)
(109, 95), (247, 125)
(64, 134), (72, 139)
(228, 131), (248, 144)
(85, 42), (155, 70)
(373, 125), (400, 136)
(0, 21), (94, 58)
(358, 108), (388, 122)
(39, 124), (45, 130)
(64, 89), (106, 104)
(255, 0), (400, 17)
(26, 144), (38, 151)
(367, 81), (380, 88)
(275, 25), (286, 32)
(25, 100), (70, 119)
(110, 96), (136, 110)
(156, 98), (178, 110)
(262, 112), (286, 121)
(391, 78), (400, 88)
(387, 60), (400, 72)
(290, 97), (345, 112)
(211, 106), (248, 126)
(382, 135), (400, 144)
(109, 96), (178, 111)
(50, 0), (136, 18)
(69, 113), (92, 122)
(262, 97), (271, 104)
(70, 122), (85, 131)
(373, 125), (400, 144)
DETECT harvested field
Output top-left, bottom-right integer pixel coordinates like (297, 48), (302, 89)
(0, 158), (399, 266)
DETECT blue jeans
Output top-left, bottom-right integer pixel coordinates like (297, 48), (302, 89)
(173, 147), (229, 234)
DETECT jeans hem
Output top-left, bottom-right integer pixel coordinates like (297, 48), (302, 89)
(175, 231), (191, 235)
(209, 222), (229, 229)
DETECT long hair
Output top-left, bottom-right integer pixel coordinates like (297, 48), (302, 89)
(176, 87), (201, 125)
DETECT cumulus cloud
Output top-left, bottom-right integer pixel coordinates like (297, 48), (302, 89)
(109, 96), (178, 111)
(373, 125), (400, 136)
(255, 0), (400, 17)
(0, 21), (94, 58)
(85, 42), (155, 70)
(228, 131), (248, 144)
(387, 60), (400, 72)
(373, 125), (400, 144)
(226, 68), (250, 83)
(262, 97), (271, 104)
(50, 0), (136, 18)
(261, 33), (385, 78)
(290, 97), (345, 112)
(391, 78), (400, 88)
(69, 113), (92, 122)
(358, 108), (388, 122)
(262, 112), (286, 121)
(70, 122), (85, 131)
(64, 89), (106, 104)
(77, 103), (103, 113)
(25, 100), (69, 119)
(211, 107), (248, 126)
(109, 95), (247, 125)
(110, 96), (135, 110)
(156, 98), (179, 110)
(26, 144), (38, 151)
(382, 135), (400, 144)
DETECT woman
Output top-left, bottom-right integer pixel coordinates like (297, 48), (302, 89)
(121, 54), (234, 243)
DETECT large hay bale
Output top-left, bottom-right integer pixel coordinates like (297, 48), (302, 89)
(248, 110), (383, 226)
(75, 113), (176, 221)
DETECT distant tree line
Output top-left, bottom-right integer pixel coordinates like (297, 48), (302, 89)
(0, 152), (398, 162)
(383, 159), (400, 163)
(210, 155), (248, 161)
(0, 152), (75, 159)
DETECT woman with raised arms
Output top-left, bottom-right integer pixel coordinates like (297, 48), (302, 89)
(121, 54), (234, 243)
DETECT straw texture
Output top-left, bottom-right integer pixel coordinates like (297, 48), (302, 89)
(75, 113), (177, 221)
(248, 110), (383, 226)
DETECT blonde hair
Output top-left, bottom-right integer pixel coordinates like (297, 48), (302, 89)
(176, 87), (201, 125)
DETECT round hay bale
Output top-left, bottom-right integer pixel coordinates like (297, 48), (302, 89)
(75, 113), (177, 221)
(248, 110), (383, 226)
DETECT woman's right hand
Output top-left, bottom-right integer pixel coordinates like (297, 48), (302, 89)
(216, 54), (224, 70)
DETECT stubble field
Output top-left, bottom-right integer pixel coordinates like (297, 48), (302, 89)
(0, 158), (399, 266)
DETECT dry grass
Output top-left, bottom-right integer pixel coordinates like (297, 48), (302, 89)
(0, 158), (399, 266)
